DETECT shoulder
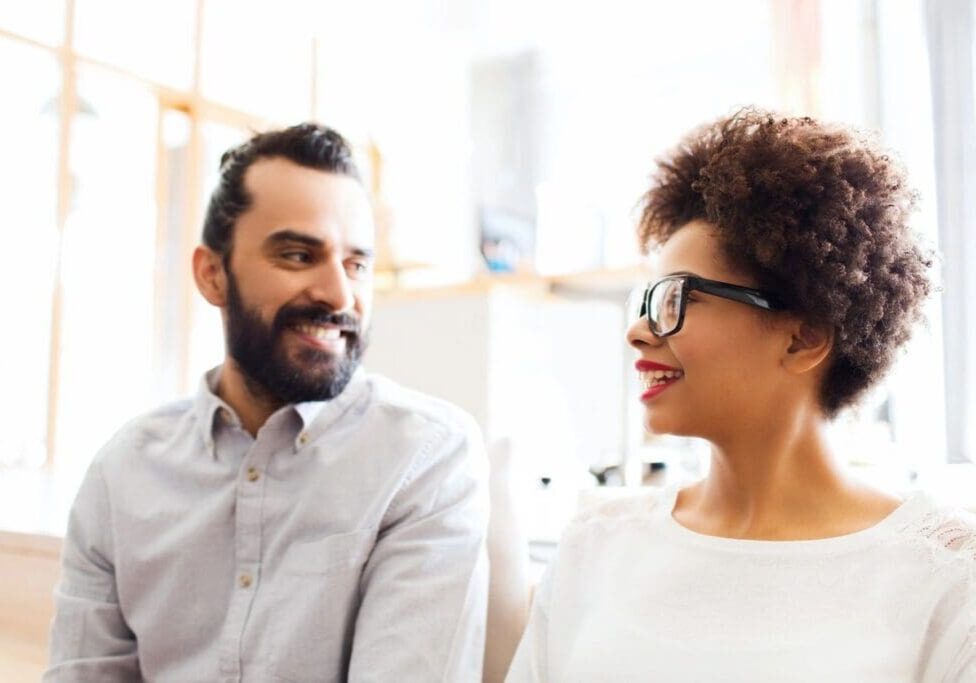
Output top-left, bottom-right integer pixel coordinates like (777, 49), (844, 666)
(573, 486), (671, 523)
(360, 373), (486, 484)
(364, 372), (481, 440)
(894, 495), (976, 578)
(893, 498), (976, 677)
(90, 398), (196, 469)
(560, 486), (671, 544)
(540, 488), (673, 594)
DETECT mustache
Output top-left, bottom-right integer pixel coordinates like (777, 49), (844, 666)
(273, 305), (361, 335)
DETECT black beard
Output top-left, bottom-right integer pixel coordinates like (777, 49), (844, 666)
(224, 268), (368, 405)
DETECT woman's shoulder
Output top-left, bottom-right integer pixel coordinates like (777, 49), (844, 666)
(898, 494), (976, 566)
(890, 499), (976, 679)
(893, 495), (976, 576)
(546, 487), (675, 580)
(564, 485), (673, 534)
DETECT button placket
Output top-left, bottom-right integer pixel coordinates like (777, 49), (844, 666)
(220, 441), (271, 678)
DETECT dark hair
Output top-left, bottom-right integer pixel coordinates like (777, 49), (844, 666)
(638, 107), (933, 416)
(201, 122), (361, 263)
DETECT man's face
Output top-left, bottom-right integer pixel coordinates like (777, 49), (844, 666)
(222, 157), (375, 404)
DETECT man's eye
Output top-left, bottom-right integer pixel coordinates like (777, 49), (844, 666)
(345, 260), (372, 277)
(282, 251), (312, 263)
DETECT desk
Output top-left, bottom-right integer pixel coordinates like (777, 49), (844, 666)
(0, 529), (61, 682)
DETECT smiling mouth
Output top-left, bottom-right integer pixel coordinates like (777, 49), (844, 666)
(288, 324), (353, 354)
(292, 323), (344, 342)
(639, 369), (684, 400)
(639, 368), (684, 389)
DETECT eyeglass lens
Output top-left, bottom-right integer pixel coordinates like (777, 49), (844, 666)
(648, 278), (684, 335)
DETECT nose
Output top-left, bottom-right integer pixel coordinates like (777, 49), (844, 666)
(626, 315), (663, 350)
(308, 257), (355, 312)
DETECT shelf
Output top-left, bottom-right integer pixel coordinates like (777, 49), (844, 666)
(375, 263), (647, 301)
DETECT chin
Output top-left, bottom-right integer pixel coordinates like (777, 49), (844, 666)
(643, 409), (699, 439)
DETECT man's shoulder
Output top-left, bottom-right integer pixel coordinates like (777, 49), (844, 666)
(363, 372), (479, 437)
(92, 398), (197, 467)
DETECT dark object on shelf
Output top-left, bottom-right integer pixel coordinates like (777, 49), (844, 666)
(588, 462), (666, 486)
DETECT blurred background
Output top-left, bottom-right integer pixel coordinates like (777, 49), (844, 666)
(1, 0), (974, 538)
(3, 0), (976, 678)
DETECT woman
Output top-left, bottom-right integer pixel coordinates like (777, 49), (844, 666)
(506, 109), (975, 681)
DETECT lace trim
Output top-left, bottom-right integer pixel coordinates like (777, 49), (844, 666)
(571, 489), (665, 525)
(895, 504), (976, 583)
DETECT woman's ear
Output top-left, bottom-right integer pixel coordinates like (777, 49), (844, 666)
(192, 246), (228, 307)
(783, 320), (834, 375)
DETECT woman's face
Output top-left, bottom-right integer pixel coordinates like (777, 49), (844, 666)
(626, 220), (795, 441)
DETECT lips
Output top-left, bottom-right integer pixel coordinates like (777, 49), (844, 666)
(635, 359), (684, 400)
(635, 360), (680, 372)
(289, 323), (349, 352)
(293, 323), (343, 341)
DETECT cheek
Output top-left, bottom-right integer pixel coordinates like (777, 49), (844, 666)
(672, 326), (774, 398)
(249, 272), (310, 310)
(353, 284), (373, 318)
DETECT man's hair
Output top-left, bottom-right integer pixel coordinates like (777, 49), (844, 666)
(201, 122), (362, 263)
(638, 107), (933, 416)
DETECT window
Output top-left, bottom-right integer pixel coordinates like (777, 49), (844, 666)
(0, 2), (320, 476)
(0, 38), (59, 469)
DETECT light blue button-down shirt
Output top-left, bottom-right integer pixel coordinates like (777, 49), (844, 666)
(45, 367), (489, 682)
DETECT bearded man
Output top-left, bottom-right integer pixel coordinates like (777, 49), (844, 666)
(45, 124), (488, 683)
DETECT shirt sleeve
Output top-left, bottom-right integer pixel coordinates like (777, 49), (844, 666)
(347, 415), (490, 683)
(941, 602), (976, 682)
(43, 458), (140, 682)
(919, 549), (976, 683)
(505, 564), (552, 683)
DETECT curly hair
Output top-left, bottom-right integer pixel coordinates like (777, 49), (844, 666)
(202, 122), (361, 265)
(638, 108), (932, 416)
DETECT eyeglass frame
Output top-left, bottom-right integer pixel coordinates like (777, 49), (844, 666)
(635, 274), (788, 337)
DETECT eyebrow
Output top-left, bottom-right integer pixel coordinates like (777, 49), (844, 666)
(265, 229), (375, 258)
(266, 230), (322, 249)
(662, 270), (700, 278)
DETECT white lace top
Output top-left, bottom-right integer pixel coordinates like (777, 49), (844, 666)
(506, 486), (976, 682)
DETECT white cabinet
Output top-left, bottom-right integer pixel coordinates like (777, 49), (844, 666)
(366, 283), (628, 482)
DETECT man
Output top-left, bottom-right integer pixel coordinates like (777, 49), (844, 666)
(45, 124), (489, 682)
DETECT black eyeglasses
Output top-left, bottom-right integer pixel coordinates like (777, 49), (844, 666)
(629, 274), (787, 337)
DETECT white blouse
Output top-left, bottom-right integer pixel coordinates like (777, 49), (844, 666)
(507, 486), (976, 682)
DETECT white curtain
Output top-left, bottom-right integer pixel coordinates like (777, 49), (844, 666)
(926, 0), (976, 463)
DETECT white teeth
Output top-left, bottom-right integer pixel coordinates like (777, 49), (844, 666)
(638, 369), (684, 389)
(296, 325), (342, 341)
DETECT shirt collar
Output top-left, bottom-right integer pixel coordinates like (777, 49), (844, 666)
(292, 365), (370, 448)
(192, 367), (234, 452)
(192, 364), (371, 457)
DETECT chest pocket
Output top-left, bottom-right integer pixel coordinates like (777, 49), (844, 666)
(280, 527), (377, 576)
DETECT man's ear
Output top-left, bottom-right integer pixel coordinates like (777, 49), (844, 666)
(192, 246), (228, 307)
(783, 320), (834, 375)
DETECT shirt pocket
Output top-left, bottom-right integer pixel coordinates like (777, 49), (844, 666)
(279, 527), (376, 576)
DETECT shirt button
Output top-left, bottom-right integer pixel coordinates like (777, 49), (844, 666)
(239, 573), (252, 589)
(247, 467), (260, 482)
(298, 432), (309, 446)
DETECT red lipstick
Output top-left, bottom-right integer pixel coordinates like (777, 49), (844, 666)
(635, 360), (682, 372)
(635, 359), (683, 401)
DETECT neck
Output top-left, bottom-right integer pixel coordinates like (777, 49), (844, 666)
(215, 357), (284, 437)
(681, 402), (866, 539)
